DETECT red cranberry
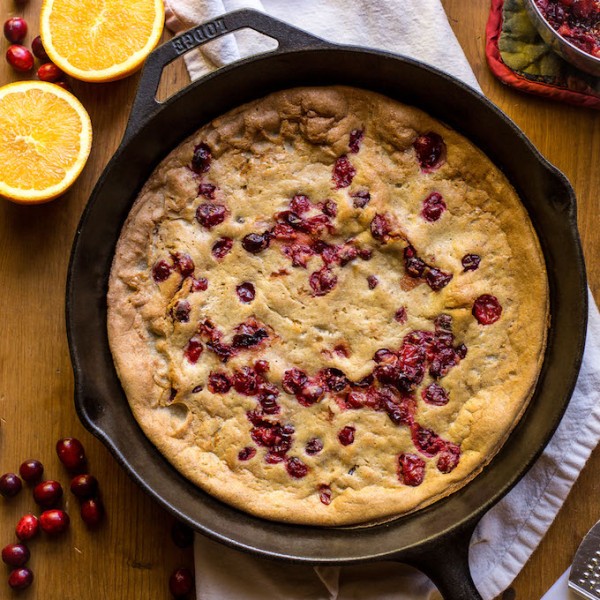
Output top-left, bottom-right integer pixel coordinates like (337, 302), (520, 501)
(404, 246), (427, 278)
(169, 567), (194, 598)
(285, 457), (309, 478)
(425, 268), (453, 291)
(8, 567), (33, 591)
(338, 426), (355, 446)
(171, 521), (194, 548)
(211, 237), (233, 259)
(282, 368), (308, 394)
(421, 192), (446, 222)
(394, 307), (407, 323)
(4, 17), (27, 43)
(236, 282), (256, 303)
(472, 294), (502, 325)
(290, 194), (311, 214)
(413, 132), (446, 171)
(305, 438), (324, 455)
(254, 360), (270, 374)
(232, 367), (261, 395)
(184, 337), (203, 363)
(37, 62), (64, 82)
(198, 182), (216, 198)
(241, 232), (270, 254)
(320, 368), (349, 393)
(191, 277), (208, 292)
(398, 453), (426, 486)
(191, 142), (211, 173)
(238, 447), (256, 461)
(367, 275), (379, 289)
(39, 509), (70, 535)
(172, 252), (195, 277)
(15, 514), (39, 541)
(0, 473), (22, 497)
(231, 319), (268, 349)
(422, 383), (449, 406)
(321, 199), (337, 218)
(207, 372), (232, 394)
(437, 442), (461, 473)
(461, 253), (481, 272)
(412, 425), (445, 457)
(298, 382), (324, 406)
(349, 128), (364, 153)
(70, 474), (98, 499)
(80, 498), (104, 527)
(2, 544), (30, 567)
(33, 480), (63, 506)
(56, 438), (86, 471)
(309, 267), (338, 296)
(6, 45), (34, 72)
(191, 385), (203, 393)
(319, 484), (332, 505)
(19, 460), (43, 484)
(152, 259), (172, 282)
(172, 300), (191, 323)
(351, 189), (371, 208)
(196, 202), (228, 229)
(370, 213), (392, 241)
(31, 35), (49, 61)
(332, 155), (356, 188)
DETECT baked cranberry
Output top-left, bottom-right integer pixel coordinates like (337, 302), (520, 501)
(370, 213), (392, 241)
(38, 62), (64, 82)
(152, 259), (172, 282)
(196, 202), (228, 229)
(398, 453), (426, 486)
(4, 18), (27, 43)
(184, 337), (203, 364)
(309, 267), (338, 296)
(413, 132), (446, 171)
(373, 348), (396, 364)
(319, 484), (333, 505)
(191, 142), (211, 174)
(56, 438), (86, 471)
(231, 320), (268, 349)
(191, 385), (203, 393)
(171, 521), (194, 548)
(332, 155), (356, 188)
(6, 45), (33, 72)
(33, 480), (63, 507)
(18, 460), (43, 484)
(15, 514), (39, 541)
(305, 438), (324, 455)
(2, 544), (29, 567)
(283, 242), (314, 268)
(434, 314), (453, 331)
(298, 383), (324, 406)
(191, 277), (208, 292)
(249, 418), (294, 458)
(169, 567), (194, 597)
(437, 442), (461, 473)
(8, 567), (33, 591)
(80, 498), (104, 527)
(198, 182), (216, 198)
(456, 343), (468, 359)
(338, 426), (355, 446)
(462, 253), (481, 272)
(172, 252), (195, 277)
(172, 300), (191, 322)
(211, 237), (233, 259)
(367, 275), (379, 289)
(254, 360), (270, 374)
(207, 372), (232, 394)
(236, 282), (255, 303)
(290, 194), (311, 214)
(31, 35), (49, 61)
(385, 394), (416, 426)
(394, 307), (407, 323)
(232, 367), (261, 395)
(422, 383), (449, 406)
(321, 199), (338, 218)
(412, 425), (445, 456)
(286, 457), (309, 478)
(404, 246), (426, 278)
(472, 294), (502, 325)
(242, 232), (270, 254)
(238, 447), (256, 461)
(351, 191), (370, 210)
(425, 268), (453, 291)
(70, 474), (98, 499)
(0, 473), (22, 497)
(421, 192), (446, 222)
(39, 509), (70, 535)
(320, 368), (349, 393)
(282, 368), (308, 394)
(349, 128), (364, 153)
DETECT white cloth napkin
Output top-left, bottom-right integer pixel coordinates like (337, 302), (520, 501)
(163, 2), (600, 597)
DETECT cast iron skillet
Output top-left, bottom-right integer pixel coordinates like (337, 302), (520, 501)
(66, 10), (587, 599)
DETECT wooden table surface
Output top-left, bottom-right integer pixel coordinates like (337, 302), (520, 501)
(0, 2), (597, 599)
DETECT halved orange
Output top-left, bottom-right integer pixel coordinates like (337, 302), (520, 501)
(0, 81), (92, 204)
(40, 0), (165, 83)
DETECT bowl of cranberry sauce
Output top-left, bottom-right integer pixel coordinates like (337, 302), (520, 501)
(524, 0), (600, 75)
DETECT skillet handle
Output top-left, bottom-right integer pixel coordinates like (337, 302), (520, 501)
(400, 521), (483, 600)
(123, 8), (330, 145)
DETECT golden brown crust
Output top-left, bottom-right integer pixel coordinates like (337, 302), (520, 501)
(107, 86), (548, 526)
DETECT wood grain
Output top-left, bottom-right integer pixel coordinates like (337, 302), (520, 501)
(0, 2), (597, 599)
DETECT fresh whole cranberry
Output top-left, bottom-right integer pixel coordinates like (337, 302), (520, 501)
(413, 132), (446, 171)
(33, 480), (63, 506)
(31, 35), (49, 61)
(19, 459), (44, 484)
(70, 474), (98, 499)
(236, 282), (256, 303)
(338, 426), (356, 446)
(241, 232), (270, 254)
(398, 453), (426, 486)
(195, 202), (228, 229)
(80, 498), (104, 527)
(305, 438), (324, 455)
(4, 17), (27, 43)
(8, 567), (33, 591)
(15, 514), (39, 541)
(472, 294), (503, 325)
(285, 457), (309, 478)
(191, 142), (211, 174)
(0, 472), (22, 497)
(169, 567), (194, 598)
(6, 45), (34, 72)
(56, 438), (86, 471)
(38, 62), (64, 82)
(461, 253), (481, 272)
(421, 192), (447, 222)
(2, 543), (30, 567)
(39, 509), (70, 535)
(171, 521), (194, 548)
(211, 237), (233, 259)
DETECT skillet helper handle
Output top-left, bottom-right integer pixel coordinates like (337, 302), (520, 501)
(123, 8), (329, 145)
(402, 521), (483, 600)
